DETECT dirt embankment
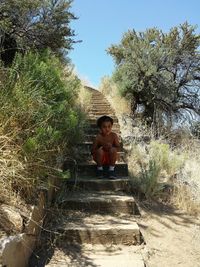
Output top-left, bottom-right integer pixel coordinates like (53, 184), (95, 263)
(137, 201), (200, 267)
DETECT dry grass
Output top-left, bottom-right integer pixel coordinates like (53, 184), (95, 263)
(0, 131), (35, 206)
(171, 138), (200, 214)
(0, 83), (89, 208)
(99, 76), (131, 116)
(128, 137), (185, 178)
(179, 138), (200, 186)
(0, 129), (33, 237)
(128, 133), (200, 213)
(171, 183), (200, 215)
(77, 83), (92, 112)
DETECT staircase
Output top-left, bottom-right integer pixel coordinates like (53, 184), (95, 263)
(76, 87), (128, 177)
(30, 87), (145, 267)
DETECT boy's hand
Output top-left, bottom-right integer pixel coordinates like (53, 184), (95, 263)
(103, 142), (112, 151)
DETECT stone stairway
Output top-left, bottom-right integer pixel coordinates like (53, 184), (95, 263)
(30, 87), (145, 267)
(76, 87), (128, 177)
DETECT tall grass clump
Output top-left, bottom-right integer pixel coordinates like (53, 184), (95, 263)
(0, 50), (86, 204)
(133, 160), (165, 199)
(77, 84), (92, 112)
(128, 138), (186, 199)
(100, 76), (131, 116)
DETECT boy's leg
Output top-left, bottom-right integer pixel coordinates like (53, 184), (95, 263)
(96, 147), (104, 167)
(108, 147), (117, 178)
(94, 147), (104, 178)
(109, 147), (117, 166)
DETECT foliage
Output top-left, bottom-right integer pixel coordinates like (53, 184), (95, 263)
(0, 0), (77, 65)
(77, 84), (92, 112)
(132, 160), (165, 199)
(108, 22), (200, 127)
(129, 139), (185, 176)
(171, 183), (200, 215)
(99, 76), (131, 116)
(129, 139), (186, 199)
(0, 50), (86, 201)
(149, 141), (185, 176)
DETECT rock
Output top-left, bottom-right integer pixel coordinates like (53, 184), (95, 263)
(0, 191), (46, 267)
(0, 235), (20, 265)
(0, 233), (35, 267)
(0, 204), (23, 234)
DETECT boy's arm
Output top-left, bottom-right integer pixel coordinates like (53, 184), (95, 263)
(113, 133), (120, 151)
(91, 135), (100, 155)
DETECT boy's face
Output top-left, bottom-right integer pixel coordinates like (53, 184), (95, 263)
(100, 121), (113, 135)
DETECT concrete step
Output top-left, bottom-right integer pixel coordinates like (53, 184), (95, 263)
(84, 134), (96, 142)
(64, 177), (130, 192)
(90, 104), (112, 109)
(89, 109), (115, 114)
(50, 211), (142, 245)
(89, 106), (113, 109)
(90, 105), (111, 108)
(91, 94), (105, 97)
(90, 101), (110, 104)
(90, 102), (111, 107)
(88, 111), (116, 115)
(88, 115), (117, 120)
(45, 245), (145, 267)
(90, 97), (110, 100)
(77, 163), (128, 177)
(89, 101), (112, 105)
(88, 114), (118, 119)
(90, 109), (113, 112)
(58, 191), (137, 215)
(91, 94), (106, 98)
(91, 99), (109, 102)
(91, 99), (110, 102)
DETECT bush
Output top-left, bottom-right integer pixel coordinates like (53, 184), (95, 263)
(0, 50), (86, 202)
(100, 76), (131, 116)
(149, 141), (185, 177)
(132, 160), (164, 199)
(129, 139), (186, 199)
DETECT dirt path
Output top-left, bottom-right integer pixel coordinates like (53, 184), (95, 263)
(136, 201), (200, 267)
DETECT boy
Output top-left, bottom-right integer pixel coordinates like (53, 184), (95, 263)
(91, 115), (120, 179)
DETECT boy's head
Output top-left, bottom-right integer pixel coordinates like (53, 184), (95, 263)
(97, 115), (113, 135)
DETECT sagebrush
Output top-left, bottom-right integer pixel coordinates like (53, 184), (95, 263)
(0, 50), (86, 203)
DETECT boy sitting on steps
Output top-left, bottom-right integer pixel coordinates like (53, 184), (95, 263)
(91, 115), (120, 179)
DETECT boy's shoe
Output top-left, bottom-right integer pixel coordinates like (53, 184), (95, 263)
(108, 170), (117, 179)
(96, 169), (104, 179)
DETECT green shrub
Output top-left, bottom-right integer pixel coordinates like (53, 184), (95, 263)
(0, 50), (86, 201)
(132, 160), (165, 199)
(129, 139), (186, 199)
(149, 141), (185, 176)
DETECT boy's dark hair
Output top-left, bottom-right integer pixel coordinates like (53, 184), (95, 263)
(97, 115), (113, 128)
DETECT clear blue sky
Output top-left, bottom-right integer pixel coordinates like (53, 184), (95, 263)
(69, 0), (200, 88)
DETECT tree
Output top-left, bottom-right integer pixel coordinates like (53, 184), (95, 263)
(107, 23), (200, 127)
(0, 0), (77, 65)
